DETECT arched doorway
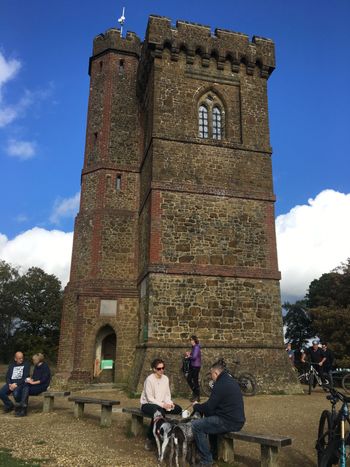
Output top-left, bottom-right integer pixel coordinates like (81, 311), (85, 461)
(94, 325), (116, 383)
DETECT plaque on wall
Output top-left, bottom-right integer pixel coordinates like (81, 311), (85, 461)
(100, 299), (117, 317)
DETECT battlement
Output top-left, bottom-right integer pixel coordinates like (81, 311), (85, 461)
(144, 15), (275, 77)
(92, 28), (141, 58)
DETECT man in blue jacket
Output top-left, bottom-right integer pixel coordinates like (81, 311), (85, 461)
(192, 359), (245, 466)
(0, 351), (30, 413)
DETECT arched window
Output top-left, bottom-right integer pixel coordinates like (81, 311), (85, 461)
(212, 107), (222, 140)
(198, 105), (208, 138)
(197, 92), (225, 140)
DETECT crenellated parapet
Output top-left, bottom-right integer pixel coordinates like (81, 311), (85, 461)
(91, 28), (142, 59)
(143, 15), (275, 78)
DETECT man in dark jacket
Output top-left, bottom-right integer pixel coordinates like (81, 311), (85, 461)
(0, 351), (30, 413)
(192, 359), (245, 466)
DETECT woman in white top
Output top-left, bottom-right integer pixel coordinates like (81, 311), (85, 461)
(140, 358), (182, 449)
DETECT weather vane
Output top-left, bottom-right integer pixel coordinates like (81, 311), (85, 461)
(118, 7), (126, 37)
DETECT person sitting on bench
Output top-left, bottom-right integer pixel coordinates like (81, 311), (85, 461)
(140, 358), (182, 451)
(16, 353), (51, 417)
(192, 358), (245, 467)
(0, 351), (30, 413)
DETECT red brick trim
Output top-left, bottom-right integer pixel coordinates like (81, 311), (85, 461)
(149, 190), (162, 263)
(138, 264), (281, 284)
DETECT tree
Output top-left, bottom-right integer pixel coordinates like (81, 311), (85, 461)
(14, 267), (63, 361)
(282, 300), (314, 349)
(0, 261), (63, 363)
(304, 258), (350, 366)
(0, 261), (20, 361)
(310, 306), (350, 367)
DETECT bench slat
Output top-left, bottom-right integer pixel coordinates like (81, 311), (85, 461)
(43, 391), (71, 398)
(68, 397), (120, 406)
(224, 431), (292, 447)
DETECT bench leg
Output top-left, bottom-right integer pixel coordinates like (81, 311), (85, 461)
(43, 396), (54, 413)
(101, 405), (112, 428)
(261, 445), (280, 467)
(217, 435), (234, 463)
(74, 402), (85, 419)
(131, 414), (144, 436)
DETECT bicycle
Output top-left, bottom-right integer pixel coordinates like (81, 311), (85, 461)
(298, 362), (330, 395)
(200, 358), (257, 397)
(316, 386), (350, 466)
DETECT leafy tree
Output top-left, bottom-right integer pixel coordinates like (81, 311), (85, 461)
(0, 261), (63, 363)
(310, 306), (350, 367)
(282, 300), (314, 349)
(0, 261), (20, 361)
(14, 267), (63, 362)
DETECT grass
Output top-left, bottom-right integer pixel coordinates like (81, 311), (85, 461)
(0, 448), (48, 466)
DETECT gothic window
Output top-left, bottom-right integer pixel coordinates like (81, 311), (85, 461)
(198, 93), (225, 140)
(198, 105), (208, 138)
(212, 107), (222, 140)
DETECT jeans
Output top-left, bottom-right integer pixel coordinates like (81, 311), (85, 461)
(187, 366), (201, 398)
(192, 415), (244, 465)
(0, 384), (23, 409)
(141, 403), (182, 440)
(20, 383), (48, 407)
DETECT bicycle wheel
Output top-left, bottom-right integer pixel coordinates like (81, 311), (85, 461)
(309, 373), (314, 395)
(341, 373), (350, 393)
(200, 371), (214, 397)
(237, 373), (257, 396)
(316, 410), (338, 467)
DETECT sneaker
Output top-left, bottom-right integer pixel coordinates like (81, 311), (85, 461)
(3, 405), (14, 413)
(144, 439), (154, 451)
(15, 409), (27, 417)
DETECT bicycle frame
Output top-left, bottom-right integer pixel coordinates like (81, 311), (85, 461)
(323, 389), (350, 466)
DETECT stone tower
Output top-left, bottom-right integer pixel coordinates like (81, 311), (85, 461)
(57, 16), (298, 393)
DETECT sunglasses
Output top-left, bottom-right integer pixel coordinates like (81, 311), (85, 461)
(155, 366), (165, 371)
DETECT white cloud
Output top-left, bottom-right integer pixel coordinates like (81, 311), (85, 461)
(0, 50), (54, 128)
(0, 228), (73, 287)
(50, 192), (80, 225)
(276, 189), (350, 301)
(0, 51), (21, 91)
(6, 138), (37, 160)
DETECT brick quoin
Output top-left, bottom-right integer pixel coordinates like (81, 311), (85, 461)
(55, 17), (299, 393)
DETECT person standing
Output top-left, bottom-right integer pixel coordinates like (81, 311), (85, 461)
(16, 353), (51, 417)
(301, 340), (326, 386)
(140, 358), (182, 450)
(185, 335), (202, 402)
(192, 359), (245, 466)
(0, 351), (30, 413)
(286, 342), (295, 366)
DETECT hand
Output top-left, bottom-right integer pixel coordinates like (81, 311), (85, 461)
(163, 402), (174, 411)
(9, 383), (17, 391)
(192, 400), (199, 406)
(319, 362), (323, 366)
(185, 352), (190, 357)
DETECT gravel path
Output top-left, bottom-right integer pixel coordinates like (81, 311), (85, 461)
(0, 386), (331, 466)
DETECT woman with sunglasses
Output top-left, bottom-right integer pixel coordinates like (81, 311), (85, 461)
(140, 358), (182, 450)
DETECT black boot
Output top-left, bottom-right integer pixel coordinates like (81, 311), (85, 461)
(15, 408), (27, 417)
(3, 404), (14, 413)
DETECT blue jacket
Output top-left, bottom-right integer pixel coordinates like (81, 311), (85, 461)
(6, 361), (30, 386)
(194, 371), (245, 428)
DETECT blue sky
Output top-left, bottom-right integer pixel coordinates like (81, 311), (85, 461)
(1, 0), (350, 300)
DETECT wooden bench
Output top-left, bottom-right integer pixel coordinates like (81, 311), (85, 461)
(42, 391), (71, 413)
(122, 407), (181, 436)
(68, 396), (120, 427)
(218, 431), (292, 467)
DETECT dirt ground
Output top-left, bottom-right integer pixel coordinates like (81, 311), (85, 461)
(0, 383), (332, 467)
